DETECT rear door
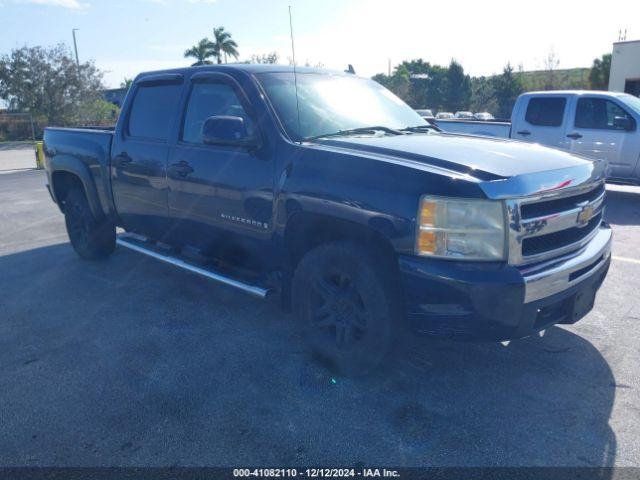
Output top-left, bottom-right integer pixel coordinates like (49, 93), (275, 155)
(512, 95), (570, 150)
(166, 72), (274, 267)
(111, 74), (184, 240)
(568, 96), (639, 178)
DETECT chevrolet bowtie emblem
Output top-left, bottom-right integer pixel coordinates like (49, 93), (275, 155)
(577, 205), (594, 227)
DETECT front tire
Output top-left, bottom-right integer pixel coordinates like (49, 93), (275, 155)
(291, 241), (402, 376)
(64, 187), (115, 260)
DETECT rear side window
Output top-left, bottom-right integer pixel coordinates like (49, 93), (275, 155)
(525, 97), (566, 127)
(127, 84), (182, 140)
(575, 97), (635, 130)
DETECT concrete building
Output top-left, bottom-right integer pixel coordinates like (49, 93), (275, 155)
(609, 40), (640, 96)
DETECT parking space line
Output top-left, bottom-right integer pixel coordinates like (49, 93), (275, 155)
(612, 255), (640, 265)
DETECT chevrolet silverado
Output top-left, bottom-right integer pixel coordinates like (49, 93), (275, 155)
(44, 65), (611, 374)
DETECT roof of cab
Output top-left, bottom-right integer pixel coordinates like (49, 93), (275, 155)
(520, 90), (629, 98)
(135, 63), (350, 80)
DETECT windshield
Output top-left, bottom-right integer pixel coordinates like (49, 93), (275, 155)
(619, 94), (640, 115)
(256, 72), (427, 140)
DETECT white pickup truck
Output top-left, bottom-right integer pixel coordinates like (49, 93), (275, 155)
(436, 91), (640, 184)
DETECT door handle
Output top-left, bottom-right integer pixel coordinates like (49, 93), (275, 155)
(114, 152), (132, 167)
(516, 130), (531, 136)
(567, 133), (583, 140)
(170, 160), (194, 177)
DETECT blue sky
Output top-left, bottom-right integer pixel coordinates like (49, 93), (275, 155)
(1, 0), (638, 88)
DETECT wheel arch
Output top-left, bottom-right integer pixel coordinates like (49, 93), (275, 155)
(50, 156), (104, 219)
(283, 212), (400, 273)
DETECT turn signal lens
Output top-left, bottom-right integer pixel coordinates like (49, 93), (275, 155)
(417, 230), (437, 254)
(419, 200), (437, 227)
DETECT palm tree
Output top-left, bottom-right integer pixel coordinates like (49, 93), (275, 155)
(184, 38), (215, 66)
(210, 27), (239, 64)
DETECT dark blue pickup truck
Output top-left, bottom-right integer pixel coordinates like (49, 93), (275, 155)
(44, 65), (611, 374)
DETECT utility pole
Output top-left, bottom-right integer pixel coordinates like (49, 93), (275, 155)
(72, 28), (80, 67)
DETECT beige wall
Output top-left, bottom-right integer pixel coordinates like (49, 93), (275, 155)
(609, 40), (640, 92)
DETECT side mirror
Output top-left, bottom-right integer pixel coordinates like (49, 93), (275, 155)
(202, 115), (260, 148)
(613, 116), (634, 131)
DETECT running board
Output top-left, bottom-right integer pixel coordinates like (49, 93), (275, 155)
(116, 235), (271, 299)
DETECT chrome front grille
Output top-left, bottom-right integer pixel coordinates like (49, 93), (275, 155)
(507, 181), (606, 265)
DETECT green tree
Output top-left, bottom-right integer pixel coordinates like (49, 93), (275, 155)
(372, 60), (451, 111)
(77, 98), (120, 125)
(398, 59), (432, 75)
(423, 65), (448, 111)
(184, 38), (215, 66)
(0, 44), (104, 127)
(589, 53), (612, 90)
(470, 76), (497, 113)
(371, 73), (391, 89)
(443, 60), (471, 112)
(388, 65), (411, 101)
(211, 27), (239, 64)
(492, 63), (524, 119)
(396, 59), (432, 107)
(120, 78), (133, 89)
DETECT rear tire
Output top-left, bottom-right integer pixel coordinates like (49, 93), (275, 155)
(64, 187), (115, 260)
(291, 241), (402, 376)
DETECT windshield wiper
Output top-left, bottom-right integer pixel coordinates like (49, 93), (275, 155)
(305, 126), (403, 141)
(400, 124), (442, 133)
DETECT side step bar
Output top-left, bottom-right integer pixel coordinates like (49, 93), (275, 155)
(116, 235), (271, 299)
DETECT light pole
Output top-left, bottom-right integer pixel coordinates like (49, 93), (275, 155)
(72, 28), (80, 67)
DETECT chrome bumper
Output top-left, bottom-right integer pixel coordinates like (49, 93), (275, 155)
(522, 226), (612, 303)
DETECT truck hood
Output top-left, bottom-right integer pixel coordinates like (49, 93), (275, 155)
(318, 132), (594, 180)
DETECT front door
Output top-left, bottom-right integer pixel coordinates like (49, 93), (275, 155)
(166, 73), (273, 269)
(111, 76), (183, 239)
(568, 96), (639, 178)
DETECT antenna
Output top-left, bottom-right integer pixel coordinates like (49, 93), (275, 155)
(288, 6), (302, 143)
(72, 28), (80, 67)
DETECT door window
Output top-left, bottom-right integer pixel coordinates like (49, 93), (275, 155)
(127, 84), (182, 140)
(524, 97), (566, 127)
(181, 82), (255, 144)
(575, 97), (635, 130)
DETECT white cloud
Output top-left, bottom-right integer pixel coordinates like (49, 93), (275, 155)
(12, 0), (88, 9)
(187, 0), (217, 3)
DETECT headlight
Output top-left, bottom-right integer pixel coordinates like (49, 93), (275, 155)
(416, 196), (506, 260)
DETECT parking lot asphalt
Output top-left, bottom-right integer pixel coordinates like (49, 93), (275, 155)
(0, 144), (37, 172)
(1, 169), (640, 468)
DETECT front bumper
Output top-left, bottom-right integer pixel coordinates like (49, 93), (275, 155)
(399, 225), (612, 341)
